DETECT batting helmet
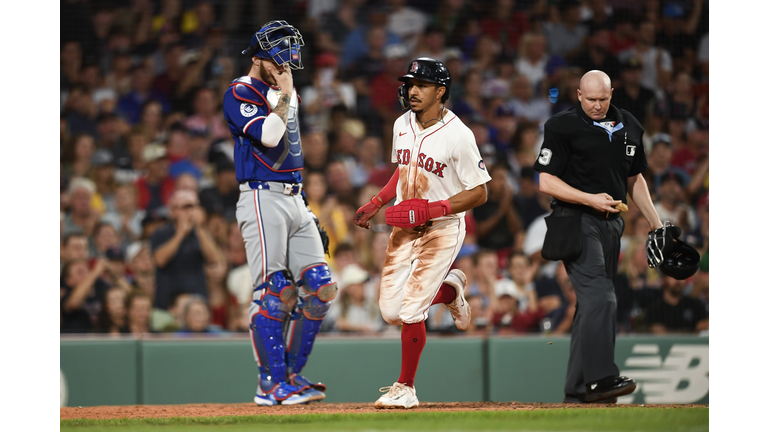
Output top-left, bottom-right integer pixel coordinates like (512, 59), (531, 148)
(397, 57), (452, 110)
(242, 20), (305, 70)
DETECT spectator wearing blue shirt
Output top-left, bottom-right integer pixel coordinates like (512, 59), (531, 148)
(117, 65), (169, 124)
(340, 6), (403, 71)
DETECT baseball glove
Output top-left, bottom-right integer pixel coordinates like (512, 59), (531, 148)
(645, 221), (682, 268)
(354, 196), (383, 229)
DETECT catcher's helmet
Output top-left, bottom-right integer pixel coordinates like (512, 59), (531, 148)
(398, 57), (451, 110)
(242, 20), (304, 70)
(658, 238), (701, 280)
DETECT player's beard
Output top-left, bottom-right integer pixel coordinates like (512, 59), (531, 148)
(260, 62), (277, 87)
(410, 99), (424, 114)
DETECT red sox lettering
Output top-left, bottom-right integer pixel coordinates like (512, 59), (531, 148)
(396, 150), (447, 178)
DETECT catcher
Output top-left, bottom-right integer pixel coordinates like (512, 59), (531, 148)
(353, 57), (491, 409)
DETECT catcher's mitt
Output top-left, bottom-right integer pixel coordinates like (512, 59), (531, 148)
(308, 209), (330, 256)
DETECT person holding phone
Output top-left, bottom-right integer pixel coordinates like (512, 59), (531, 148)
(150, 189), (224, 311)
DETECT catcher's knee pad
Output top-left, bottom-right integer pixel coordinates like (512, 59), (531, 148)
(299, 264), (338, 311)
(284, 264), (337, 375)
(251, 270), (296, 380)
(253, 270), (297, 321)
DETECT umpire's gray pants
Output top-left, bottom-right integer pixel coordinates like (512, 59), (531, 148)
(563, 213), (624, 395)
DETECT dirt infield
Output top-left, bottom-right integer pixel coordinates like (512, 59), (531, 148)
(60, 402), (705, 420)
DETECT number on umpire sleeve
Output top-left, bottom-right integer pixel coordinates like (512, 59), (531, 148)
(538, 148), (553, 166)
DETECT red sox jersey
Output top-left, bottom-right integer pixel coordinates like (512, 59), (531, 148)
(391, 109), (491, 217)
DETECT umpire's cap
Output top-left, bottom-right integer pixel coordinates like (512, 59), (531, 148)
(398, 57), (452, 102)
(659, 238), (701, 280)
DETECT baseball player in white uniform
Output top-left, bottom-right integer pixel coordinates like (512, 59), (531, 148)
(354, 58), (491, 409)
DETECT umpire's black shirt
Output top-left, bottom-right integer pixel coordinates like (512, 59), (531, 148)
(533, 104), (647, 204)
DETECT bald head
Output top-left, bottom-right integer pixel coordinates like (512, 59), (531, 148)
(580, 70), (611, 93)
(578, 70), (613, 120)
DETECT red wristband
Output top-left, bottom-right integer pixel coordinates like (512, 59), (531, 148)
(427, 200), (452, 220)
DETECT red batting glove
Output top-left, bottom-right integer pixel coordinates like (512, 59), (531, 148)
(385, 198), (451, 228)
(353, 196), (384, 229)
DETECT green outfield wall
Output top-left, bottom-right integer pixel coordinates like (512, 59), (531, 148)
(60, 335), (708, 407)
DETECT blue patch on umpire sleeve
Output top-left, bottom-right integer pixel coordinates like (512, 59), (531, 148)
(478, 160), (486, 170)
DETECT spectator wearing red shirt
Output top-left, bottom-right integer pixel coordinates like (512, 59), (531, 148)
(480, 0), (530, 55)
(609, 9), (637, 55)
(135, 143), (175, 212)
(492, 293), (546, 334)
(184, 86), (229, 140)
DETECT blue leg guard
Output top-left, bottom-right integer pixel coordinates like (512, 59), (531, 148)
(285, 264), (337, 390)
(250, 271), (308, 404)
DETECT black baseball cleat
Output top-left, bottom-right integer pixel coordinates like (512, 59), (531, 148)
(562, 393), (618, 404)
(584, 376), (636, 403)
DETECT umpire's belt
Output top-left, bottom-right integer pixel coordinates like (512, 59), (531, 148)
(240, 181), (303, 196)
(552, 203), (621, 220)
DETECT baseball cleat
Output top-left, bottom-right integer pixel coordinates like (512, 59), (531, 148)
(254, 391), (313, 406)
(443, 269), (471, 330)
(254, 381), (311, 406)
(299, 388), (326, 402)
(374, 382), (419, 409)
(290, 374), (326, 402)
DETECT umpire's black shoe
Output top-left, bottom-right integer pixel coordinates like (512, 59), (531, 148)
(584, 376), (636, 403)
(562, 393), (618, 404)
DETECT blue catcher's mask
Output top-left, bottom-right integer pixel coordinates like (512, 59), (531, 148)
(242, 20), (304, 70)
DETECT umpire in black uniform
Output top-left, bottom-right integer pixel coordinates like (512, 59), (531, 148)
(533, 70), (663, 403)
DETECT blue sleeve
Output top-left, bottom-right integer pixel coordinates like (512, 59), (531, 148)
(223, 83), (271, 143)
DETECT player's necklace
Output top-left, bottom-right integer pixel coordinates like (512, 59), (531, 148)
(416, 107), (445, 128)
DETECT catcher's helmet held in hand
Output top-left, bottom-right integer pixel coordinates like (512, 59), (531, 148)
(659, 239), (700, 280)
(242, 20), (304, 69)
(646, 222), (700, 280)
(398, 57), (452, 110)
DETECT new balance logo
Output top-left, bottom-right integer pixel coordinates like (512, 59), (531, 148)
(617, 344), (709, 404)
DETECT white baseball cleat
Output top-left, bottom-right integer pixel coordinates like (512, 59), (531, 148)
(254, 391), (313, 406)
(443, 269), (471, 330)
(374, 382), (419, 409)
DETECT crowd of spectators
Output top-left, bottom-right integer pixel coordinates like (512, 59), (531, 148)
(60, 0), (709, 337)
